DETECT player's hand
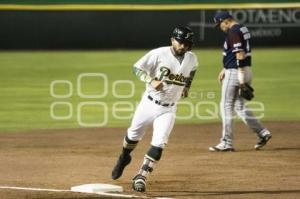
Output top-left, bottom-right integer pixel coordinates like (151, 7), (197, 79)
(151, 80), (164, 91)
(181, 87), (189, 98)
(218, 69), (225, 83)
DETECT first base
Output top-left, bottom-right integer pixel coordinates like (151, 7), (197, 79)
(71, 184), (123, 193)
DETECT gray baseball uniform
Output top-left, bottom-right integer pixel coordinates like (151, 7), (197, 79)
(210, 22), (272, 151)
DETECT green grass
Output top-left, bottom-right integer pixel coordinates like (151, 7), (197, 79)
(0, 48), (299, 131)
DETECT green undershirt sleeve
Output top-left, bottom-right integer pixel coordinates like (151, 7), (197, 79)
(133, 66), (153, 84)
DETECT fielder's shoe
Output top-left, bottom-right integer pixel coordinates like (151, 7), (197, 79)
(255, 134), (272, 150)
(132, 175), (146, 192)
(209, 142), (235, 152)
(112, 154), (131, 180)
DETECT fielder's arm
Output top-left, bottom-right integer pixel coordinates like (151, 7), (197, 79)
(133, 66), (163, 91)
(236, 51), (246, 84)
(218, 68), (225, 83)
(230, 30), (248, 85)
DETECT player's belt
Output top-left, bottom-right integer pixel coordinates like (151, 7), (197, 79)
(147, 95), (175, 107)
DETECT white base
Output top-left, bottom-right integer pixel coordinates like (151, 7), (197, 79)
(71, 183), (123, 193)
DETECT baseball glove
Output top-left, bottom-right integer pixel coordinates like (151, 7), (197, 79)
(238, 83), (254, 100)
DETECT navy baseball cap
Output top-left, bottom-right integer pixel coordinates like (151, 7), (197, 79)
(214, 11), (233, 26)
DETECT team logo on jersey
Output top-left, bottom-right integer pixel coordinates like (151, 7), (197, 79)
(158, 66), (188, 86)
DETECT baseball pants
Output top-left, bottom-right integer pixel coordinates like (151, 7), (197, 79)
(127, 93), (177, 148)
(220, 67), (265, 145)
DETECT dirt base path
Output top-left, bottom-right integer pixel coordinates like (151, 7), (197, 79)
(0, 121), (299, 199)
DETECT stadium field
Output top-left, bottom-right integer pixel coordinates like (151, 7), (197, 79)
(0, 48), (299, 132)
(0, 48), (300, 199)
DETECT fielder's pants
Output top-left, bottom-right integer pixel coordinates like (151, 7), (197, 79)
(220, 67), (265, 145)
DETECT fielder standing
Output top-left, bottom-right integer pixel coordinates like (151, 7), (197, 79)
(209, 11), (272, 152)
(112, 26), (198, 192)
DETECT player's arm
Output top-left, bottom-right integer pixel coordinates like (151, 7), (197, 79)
(133, 66), (163, 91)
(229, 30), (254, 100)
(133, 50), (163, 91)
(229, 32), (247, 84)
(133, 66), (153, 83)
(236, 51), (246, 84)
(218, 68), (225, 83)
(182, 69), (197, 98)
(185, 70), (197, 89)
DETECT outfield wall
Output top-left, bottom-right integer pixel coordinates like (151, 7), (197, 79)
(0, 6), (300, 49)
(0, 0), (296, 4)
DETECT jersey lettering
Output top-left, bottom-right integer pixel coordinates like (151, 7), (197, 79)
(134, 46), (198, 103)
(159, 66), (188, 86)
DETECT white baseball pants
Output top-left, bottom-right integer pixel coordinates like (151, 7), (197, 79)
(127, 93), (176, 148)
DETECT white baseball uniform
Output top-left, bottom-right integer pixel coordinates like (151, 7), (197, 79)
(127, 46), (198, 148)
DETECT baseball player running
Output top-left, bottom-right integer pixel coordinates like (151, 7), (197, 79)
(111, 26), (198, 192)
(209, 11), (272, 152)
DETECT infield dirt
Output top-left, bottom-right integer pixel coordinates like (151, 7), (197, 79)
(0, 122), (299, 199)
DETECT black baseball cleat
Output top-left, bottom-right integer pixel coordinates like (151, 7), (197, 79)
(112, 154), (131, 180)
(255, 134), (272, 150)
(132, 175), (146, 192)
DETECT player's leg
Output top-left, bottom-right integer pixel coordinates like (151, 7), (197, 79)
(234, 98), (272, 149)
(132, 146), (163, 192)
(234, 68), (272, 150)
(209, 69), (236, 152)
(132, 110), (176, 192)
(151, 110), (176, 148)
(112, 94), (156, 180)
(112, 136), (137, 180)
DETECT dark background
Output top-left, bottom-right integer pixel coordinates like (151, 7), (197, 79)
(0, 9), (299, 49)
